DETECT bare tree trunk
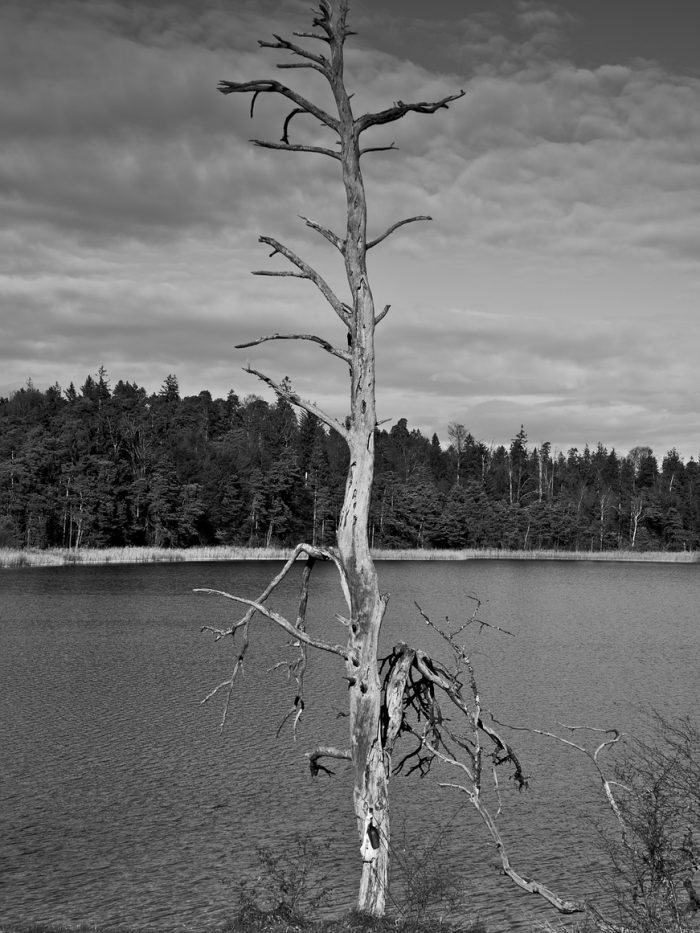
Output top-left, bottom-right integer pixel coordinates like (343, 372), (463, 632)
(508, 455), (514, 505)
(630, 493), (644, 547)
(75, 491), (84, 549)
(332, 17), (390, 907)
(339, 445), (390, 911)
(448, 422), (467, 486)
(62, 477), (70, 547)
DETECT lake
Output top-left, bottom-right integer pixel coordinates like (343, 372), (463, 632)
(0, 559), (697, 932)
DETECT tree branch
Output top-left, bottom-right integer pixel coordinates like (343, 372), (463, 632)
(276, 62), (326, 73)
(495, 719), (627, 837)
(242, 544), (347, 618)
(243, 366), (350, 442)
(382, 643), (415, 756)
(293, 31), (330, 43)
(310, 1), (335, 39)
(366, 216), (432, 251)
(299, 215), (345, 253)
(200, 611), (255, 731)
(439, 776), (584, 913)
(374, 305), (390, 325)
(404, 657), (579, 916)
(270, 556), (317, 740)
(201, 646), (249, 732)
(217, 79), (339, 133)
(199, 545), (350, 734)
(236, 332), (350, 364)
(196, 588), (349, 659)
(360, 142), (398, 158)
(199, 543), (350, 636)
(282, 107), (308, 143)
(306, 745), (352, 778)
(252, 139), (342, 160)
(258, 33), (329, 71)
(355, 90), (465, 134)
(252, 270), (309, 279)
(256, 235), (351, 326)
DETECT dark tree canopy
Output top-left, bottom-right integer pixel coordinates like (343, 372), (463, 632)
(1, 372), (696, 552)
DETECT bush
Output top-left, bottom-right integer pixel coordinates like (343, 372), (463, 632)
(599, 713), (700, 932)
(390, 823), (465, 923)
(230, 829), (488, 933)
(233, 833), (333, 929)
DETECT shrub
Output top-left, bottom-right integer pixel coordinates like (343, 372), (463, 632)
(599, 713), (700, 932)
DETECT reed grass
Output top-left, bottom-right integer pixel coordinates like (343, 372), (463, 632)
(0, 545), (294, 569)
(0, 545), (697, 569)
(370, 547), (699, 562)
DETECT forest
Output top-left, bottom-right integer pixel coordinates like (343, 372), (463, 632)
(1, 369), (698, 553)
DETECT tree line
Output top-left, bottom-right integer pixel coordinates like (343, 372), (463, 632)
(0, 369), (697, 552)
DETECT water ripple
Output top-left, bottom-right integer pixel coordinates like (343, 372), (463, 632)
(1, 560), (697, 931)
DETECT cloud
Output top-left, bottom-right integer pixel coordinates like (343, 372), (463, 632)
(0, 0), (344, 243)
(1, 0), (699, 459)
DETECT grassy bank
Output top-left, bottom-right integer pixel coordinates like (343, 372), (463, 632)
(0, 919), (491, 933)
(1, 544), (697, 569)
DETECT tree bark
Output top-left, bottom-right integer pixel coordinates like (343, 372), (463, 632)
(327, 3), (390, 912)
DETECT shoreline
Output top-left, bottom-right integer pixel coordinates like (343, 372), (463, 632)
(1, 545), (697, 569)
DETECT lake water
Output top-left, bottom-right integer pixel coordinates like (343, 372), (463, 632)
(0, 559), (697, 932)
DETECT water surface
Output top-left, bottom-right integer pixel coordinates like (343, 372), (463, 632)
(1, 559), (697, 931)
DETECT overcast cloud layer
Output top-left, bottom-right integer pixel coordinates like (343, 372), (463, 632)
(2, 0), (699, 458)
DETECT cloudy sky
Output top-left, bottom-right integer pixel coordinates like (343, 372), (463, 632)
(2, 0), (700, 459)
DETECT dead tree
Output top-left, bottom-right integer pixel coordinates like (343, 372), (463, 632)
(198, 0), (463, 915)
(198, 0), (586, 918)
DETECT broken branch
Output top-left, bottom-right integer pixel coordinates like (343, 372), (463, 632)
(196, 588), (349, 660)
(258, 33), (329, 71)
(235, 332), (351, 365)
(217, 79), (339, 134)
(360, 142), (399, 158)
(306, 745), (352, 778)
(355, 90), (465, 134)
(366, 216), (432, 251)
(252, 139), (342, 160)
(299, 215), (345, 252)
(293, 31), (330, 43)
(242, 366), (350, 441)
(256, 235), (350, 326)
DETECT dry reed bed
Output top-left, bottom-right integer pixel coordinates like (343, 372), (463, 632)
(373, 547), (699, 562)
(0, 545), (697, 568)
(0, 545), (293, 568)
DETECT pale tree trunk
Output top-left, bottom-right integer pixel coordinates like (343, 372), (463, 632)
(339, 434), (389, 909)
(630, 493), (644, 547)
(598, 490), (612, 550)
(331, 28), (390, 909)
(448, 422), (467, 486)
